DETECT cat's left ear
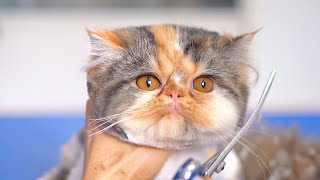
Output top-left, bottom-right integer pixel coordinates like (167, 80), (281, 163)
(86, 28), (125, 56)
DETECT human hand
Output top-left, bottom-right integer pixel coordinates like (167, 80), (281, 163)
(82, 100), (170, 180)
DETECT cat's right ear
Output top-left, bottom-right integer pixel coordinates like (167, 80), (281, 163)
(86, 28), (125, 56)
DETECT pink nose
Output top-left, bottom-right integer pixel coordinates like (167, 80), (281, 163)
(170, 92), (182, 102)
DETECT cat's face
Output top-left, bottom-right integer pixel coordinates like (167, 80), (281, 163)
(86, 25), (255, 148)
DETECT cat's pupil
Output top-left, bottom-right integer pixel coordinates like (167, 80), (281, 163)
(146, 77), (152, 88)
(201, 80), (206, 88)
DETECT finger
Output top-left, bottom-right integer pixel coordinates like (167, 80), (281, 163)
(104, 143), (170, 180)
(83, 134), (170, 180)
(83, 100), (170, 179)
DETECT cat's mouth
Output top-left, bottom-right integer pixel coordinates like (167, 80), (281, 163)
(164, 102), (197, 121)
(168, 102), (183, 114)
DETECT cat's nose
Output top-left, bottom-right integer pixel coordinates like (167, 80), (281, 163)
(170, 92), (182, 102)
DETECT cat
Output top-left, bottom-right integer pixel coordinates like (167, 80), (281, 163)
(40, 25), (320, 180)
(84, 24), (253, 149)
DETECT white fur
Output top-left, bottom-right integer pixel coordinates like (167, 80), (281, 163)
(174, 28), (181, 51)
(171, 71), (185, 84)
(208, 87), (239, 130)
(84, 34), (123, 73)
(119, 85), (239, 149)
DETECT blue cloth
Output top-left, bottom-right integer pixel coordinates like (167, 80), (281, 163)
(0, 114), (84, 180)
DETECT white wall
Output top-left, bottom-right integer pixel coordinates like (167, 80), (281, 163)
(1, 0), (320, 113)
(0, 8), (242, 113)
(246, 0), (320, 111)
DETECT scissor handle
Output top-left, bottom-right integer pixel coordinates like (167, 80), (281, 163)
(172, 157), (226, 180)
(172, 158), (203, 180)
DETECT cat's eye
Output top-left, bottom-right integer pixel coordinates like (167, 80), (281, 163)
(136, 75), (161, 91)
(193, 76), (214, 93)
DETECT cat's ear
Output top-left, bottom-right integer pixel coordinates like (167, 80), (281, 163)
(219, 29), (260, 83)
(219, 29), (260, 50)
(232, 28), (261, 50)
(86, 28), (125, 56)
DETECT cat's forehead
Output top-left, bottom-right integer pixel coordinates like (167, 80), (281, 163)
(112, 25), (215, 82)
(88, 24), (254, 88)
(147, 25), (205, 81)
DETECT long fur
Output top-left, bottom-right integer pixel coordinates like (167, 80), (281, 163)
(40, 25), (320, 180)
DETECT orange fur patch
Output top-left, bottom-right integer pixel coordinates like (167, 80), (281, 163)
(149, 25), (203, 83)
(87, 29), (125, 49)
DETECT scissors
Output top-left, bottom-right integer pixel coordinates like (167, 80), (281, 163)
(173, 70), (277, 180)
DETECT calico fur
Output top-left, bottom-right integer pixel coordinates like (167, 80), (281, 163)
(85, 25), (254, 149)
(40, 25), (320, 180)
(42, 24), (254, 179)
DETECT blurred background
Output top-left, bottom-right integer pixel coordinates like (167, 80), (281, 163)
(0, 0), (319, 179)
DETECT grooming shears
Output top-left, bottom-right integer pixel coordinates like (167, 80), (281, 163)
(173, 70), (277, 180)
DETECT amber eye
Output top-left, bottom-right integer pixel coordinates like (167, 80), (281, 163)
(136, 75), (160, 91)
(193, 76), (214, 93)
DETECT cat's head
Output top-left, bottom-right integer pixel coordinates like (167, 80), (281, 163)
(86, 25), (256, 149)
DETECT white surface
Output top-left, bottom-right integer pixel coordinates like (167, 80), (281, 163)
(246, 0), (320, 111)
(1, 0), (320, 113)
(0, 8), (241, 113)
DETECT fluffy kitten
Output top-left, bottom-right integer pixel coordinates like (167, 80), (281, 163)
(40, 25), (320, 180)
(41, 24), (253, 180)
(85, 25), (253, 149)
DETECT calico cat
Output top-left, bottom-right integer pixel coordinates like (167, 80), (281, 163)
(40, 25), (320, 180)
(84, 24), (253, 149)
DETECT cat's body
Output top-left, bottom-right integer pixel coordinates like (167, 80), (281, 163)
(40, 25), (320, 180)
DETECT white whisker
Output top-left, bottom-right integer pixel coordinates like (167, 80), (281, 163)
(89, 117), (133, 138)
(217, 127), (270, 180)
(220, 122), (272, 168)
(88, 112), (124, 126)
(90, 116), (121, 132)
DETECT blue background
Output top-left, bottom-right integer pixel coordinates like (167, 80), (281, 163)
(0, 112), (319, 180)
